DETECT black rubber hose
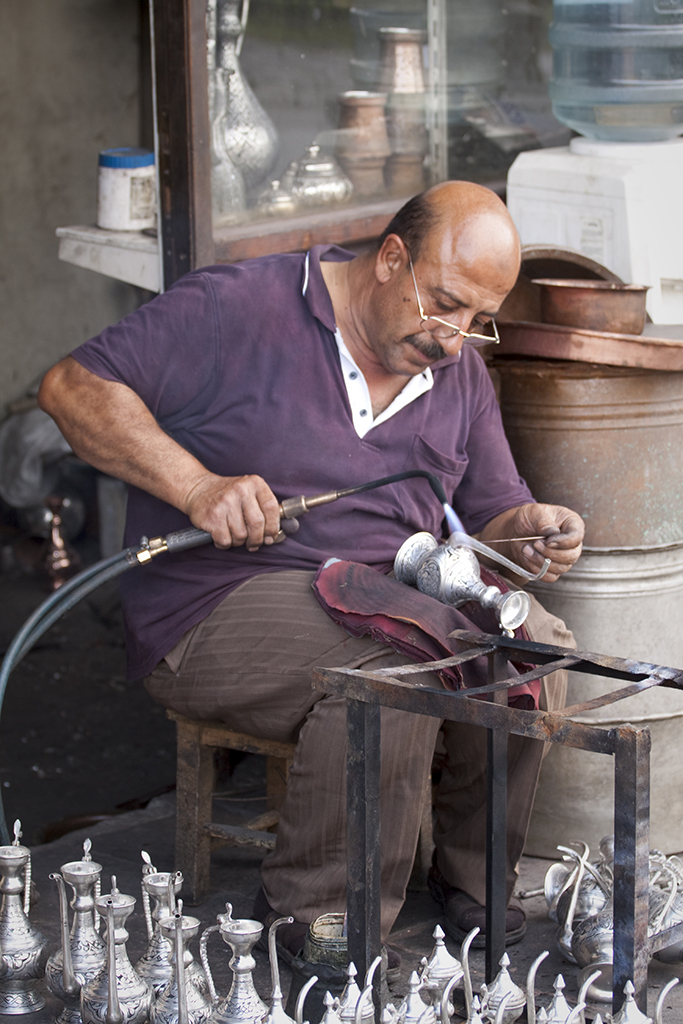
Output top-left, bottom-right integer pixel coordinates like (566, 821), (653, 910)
(335, 470), (448, 506)
(0, 471), (449, 843)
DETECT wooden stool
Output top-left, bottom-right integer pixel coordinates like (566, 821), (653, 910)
(168, 710), (296, 903)
(168, 709), (435, 905)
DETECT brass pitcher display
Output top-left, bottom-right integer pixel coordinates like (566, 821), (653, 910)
(80, 878), (153, 1024)
(0, 821), (49, 1014)
(45, 840), (106, 1024)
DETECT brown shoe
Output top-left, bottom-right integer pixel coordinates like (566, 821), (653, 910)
(427, 866), (526, 947)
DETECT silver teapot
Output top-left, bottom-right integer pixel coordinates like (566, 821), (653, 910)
(479, 954), (525, 1024)
(0, 821), (49, 1014)
(80, 877), (153, 1024)
(419, 925), (463, 1007)
(45, 841), (107, 1024)
(290, 145), (353, 209)
(338, 959), (381, 1024)
(399, 970), (436, 1024)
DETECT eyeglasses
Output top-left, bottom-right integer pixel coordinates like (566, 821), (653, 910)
(408, 255), (500, 346)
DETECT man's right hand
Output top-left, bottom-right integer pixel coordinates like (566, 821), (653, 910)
(39, 358), (281, 552)
(182, 473), (281, 551)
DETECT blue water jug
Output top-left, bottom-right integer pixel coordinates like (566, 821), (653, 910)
(548, 0), (683, 141)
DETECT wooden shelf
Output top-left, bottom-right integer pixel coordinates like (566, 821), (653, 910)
(212, 196), (407, 263)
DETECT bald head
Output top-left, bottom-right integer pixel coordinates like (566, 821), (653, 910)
(377, 180), (521, 296)
(421, 181), (521, 294)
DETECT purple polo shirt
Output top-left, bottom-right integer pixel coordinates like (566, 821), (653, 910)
(72, 245), (533, 679)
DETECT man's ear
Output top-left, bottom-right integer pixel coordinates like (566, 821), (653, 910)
(375, 233), (407, 284)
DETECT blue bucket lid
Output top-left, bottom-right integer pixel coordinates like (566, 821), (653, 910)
(99, 147), (155, 169)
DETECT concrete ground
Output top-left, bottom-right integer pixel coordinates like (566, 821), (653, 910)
(1, 537), (682, 1023)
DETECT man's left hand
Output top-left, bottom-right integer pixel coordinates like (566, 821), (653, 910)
(477, 503), (584, 583)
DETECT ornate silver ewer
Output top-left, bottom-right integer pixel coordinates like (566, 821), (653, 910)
(152, 903), (212, 1024)
(136, 859), (185, 996)
(418, 925), (463, 1007)
(209, 0), (279, 196)
(80, 877), (153, 1024)
(479, 954), (525, 1024)
(209, 63), (247, 227)
(45, 840), (107, 1024)
(0, 820), (50, 1014)
(200, 903), (268, 1024)
(393, 533), (532, 634)
(399, 971), (436, 1024)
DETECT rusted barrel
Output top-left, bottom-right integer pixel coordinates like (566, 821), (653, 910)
(496, 359), (683, 853)
(497, 361), (683, 548)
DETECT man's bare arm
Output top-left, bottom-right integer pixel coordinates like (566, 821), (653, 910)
(38, 357), (280, 551)
(475, 502), (584, 584)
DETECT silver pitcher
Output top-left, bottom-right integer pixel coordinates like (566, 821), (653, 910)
(152, 903), (212, 1024)
(136, 865), (185, 996)
(479, 954), (525, 1024)
(399, 971), (435, 1024)
(419, 925), (463, 1007)
(200, 903), (268, 1024)
(0, 821), (49, 1014)
(45, 842), (106, 1024)
(210, 0), (279, 194)
(394, 534), (531, 634)
(339, 961), (378, 1024)
(80, 878), (153, 1024)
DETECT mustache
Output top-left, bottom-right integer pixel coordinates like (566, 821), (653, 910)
(404, 334), (447, 362)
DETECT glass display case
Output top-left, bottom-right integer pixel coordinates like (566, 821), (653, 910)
(151, 0), (570, 287)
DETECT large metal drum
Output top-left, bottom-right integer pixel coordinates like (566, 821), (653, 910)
(496, 359), (683, 854)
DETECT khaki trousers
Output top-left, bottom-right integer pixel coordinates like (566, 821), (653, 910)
(145, 570), (572, 939)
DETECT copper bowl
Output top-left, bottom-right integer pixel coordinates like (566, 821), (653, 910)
(532, 278), (649, 335)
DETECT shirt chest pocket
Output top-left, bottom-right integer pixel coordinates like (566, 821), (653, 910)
(397, 434), (469, 534)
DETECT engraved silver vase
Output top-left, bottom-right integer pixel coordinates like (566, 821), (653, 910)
(211, 0), (279, 194)
(0, 832), (49, 1015)
(152, 907), (212, 1024)
(80, 880), (153, 1024)
(45, 846), (106, 1024)
(200, 904), (268, 1024)
(136, 869), (184, 996)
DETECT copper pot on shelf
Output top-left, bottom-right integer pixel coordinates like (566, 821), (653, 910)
(335, 91), (390, 198)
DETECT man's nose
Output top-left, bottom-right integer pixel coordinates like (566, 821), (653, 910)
(438, 329), (466, 356)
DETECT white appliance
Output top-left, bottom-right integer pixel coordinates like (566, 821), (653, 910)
(506, 135), (683, 324)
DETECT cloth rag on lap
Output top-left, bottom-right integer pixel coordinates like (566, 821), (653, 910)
(313, 558), (539, 708)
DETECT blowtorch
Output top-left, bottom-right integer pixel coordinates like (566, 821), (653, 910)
(0, 468), (552, 843)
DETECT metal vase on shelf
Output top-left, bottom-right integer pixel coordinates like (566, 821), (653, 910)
(210, 0), (279, 195)
(335, 91), (391, 198)
(209, 65), (247, 227)
(45, 841), (106, 1024)
(0, 821), (49, 1014)
(377, 27), (428, 194)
